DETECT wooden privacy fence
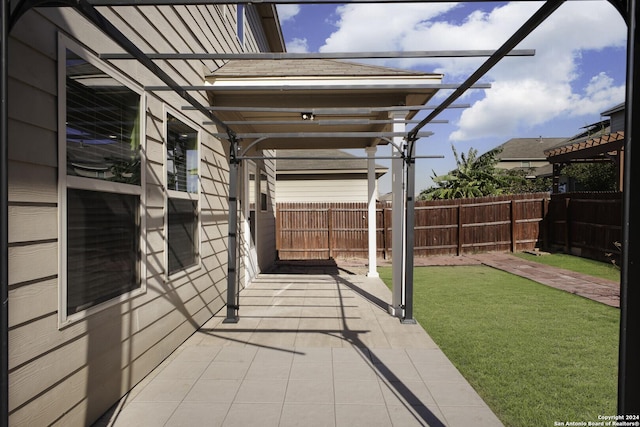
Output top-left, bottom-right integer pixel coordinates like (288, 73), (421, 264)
(547, 192), (622, 263)
(276, 193), (551, 260)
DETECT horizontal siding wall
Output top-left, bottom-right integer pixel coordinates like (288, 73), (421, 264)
(7, 4), (275, 426)
(276, 178), (372, 203)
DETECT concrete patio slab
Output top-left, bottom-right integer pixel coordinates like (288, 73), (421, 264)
(96, 272), (503, 427)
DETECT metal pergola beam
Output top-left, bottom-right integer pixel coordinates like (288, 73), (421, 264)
(84, 0), (580, 4)
(208, 119), (448, 126)
(213, 131), (434, 139)
(239, 155), (444, 161)
(619, 0), (640, 413)
(100, 49), (535, 60)
(187, 104), (471, 114)
(147, 83), (491, 91)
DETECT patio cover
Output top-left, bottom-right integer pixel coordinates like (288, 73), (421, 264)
(203, 58), (444, 150)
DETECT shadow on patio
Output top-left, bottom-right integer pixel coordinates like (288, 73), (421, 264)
(96, 267), (502, 427)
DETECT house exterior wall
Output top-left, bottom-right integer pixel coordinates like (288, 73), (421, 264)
(610, 110), (625, 132)
(496, 160), (550, 170)
(275, 175), (378, 203)
(8, 6), (276, 426)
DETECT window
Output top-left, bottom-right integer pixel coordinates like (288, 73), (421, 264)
(236, 4), (245, 47)
(521, 161), (531, 168)
(59, 37), (144, 324)
(166, 113), (199, 275)
(260, 172), (268, 211)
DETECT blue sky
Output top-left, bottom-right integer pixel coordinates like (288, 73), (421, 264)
(276, 1), (627, 194)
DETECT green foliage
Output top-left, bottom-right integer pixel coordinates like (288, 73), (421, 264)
(379, 266), (618, 427)
(420, 145), (509, 200)
(562, 162), (617, 191)
(501, 168), (552, 194)
(420, 145), (551, 200)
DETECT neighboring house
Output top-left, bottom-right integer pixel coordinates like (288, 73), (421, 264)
(545, 103), (625, 192)
(7, 5), (282, 426)
(494, 137), (568, 178)
(275, 149), (388, 203)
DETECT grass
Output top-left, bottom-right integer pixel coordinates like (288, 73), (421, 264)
(513, 252), (620, 282)
(379, 266), (619, 427)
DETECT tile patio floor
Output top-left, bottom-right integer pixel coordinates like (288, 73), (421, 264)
(98, 272), (503, 427)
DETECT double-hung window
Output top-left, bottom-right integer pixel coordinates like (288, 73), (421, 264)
(59, 37), (145, 324)
(166, 113), (200, 275)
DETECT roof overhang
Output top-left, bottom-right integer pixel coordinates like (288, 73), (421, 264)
(203, 60), (444, 151)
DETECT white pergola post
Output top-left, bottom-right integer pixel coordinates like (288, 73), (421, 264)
(389, 111), (406, 318)
(365, 146), (379, 278)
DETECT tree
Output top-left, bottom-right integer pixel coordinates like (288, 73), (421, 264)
(562, 162), (617, 191)
(501, 168), (552, 194)
(420, 145), (508, 200)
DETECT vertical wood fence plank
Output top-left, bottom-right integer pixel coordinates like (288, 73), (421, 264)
(457, 204), (463, 256)
(511, 199), (517, 252)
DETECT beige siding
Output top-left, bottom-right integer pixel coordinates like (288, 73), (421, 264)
(8, 5), (277, 426)
(257, 151), (277, 270)
(276, 177), (377, 203)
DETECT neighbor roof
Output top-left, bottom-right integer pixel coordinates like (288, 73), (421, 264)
(496, 137), (568, 160)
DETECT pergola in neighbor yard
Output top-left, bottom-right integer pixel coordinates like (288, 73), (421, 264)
(2, 0), (640, 423)
(546, 131), (626, 192)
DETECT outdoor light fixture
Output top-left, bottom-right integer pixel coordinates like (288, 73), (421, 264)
(300, 112), (314, 121)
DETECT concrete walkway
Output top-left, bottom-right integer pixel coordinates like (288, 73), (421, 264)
(339, 253), (620, 308)
(98, 272), (503, 427)
(468, 253), (620, 308)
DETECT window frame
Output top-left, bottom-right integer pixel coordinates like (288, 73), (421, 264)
(57, 34), (147, 327)
(164, 108), (202, 278)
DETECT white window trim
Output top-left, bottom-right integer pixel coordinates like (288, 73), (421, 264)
(164, 107), (202, 280)
(57, 34), (147, 328)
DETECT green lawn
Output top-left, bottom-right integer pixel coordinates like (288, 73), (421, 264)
(513, 252), (620, 282)
(379, 266), (619, 427)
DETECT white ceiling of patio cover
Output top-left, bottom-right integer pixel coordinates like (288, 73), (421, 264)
(205, 59), (443, 151)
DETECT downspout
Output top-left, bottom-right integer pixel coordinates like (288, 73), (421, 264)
(1, 0), (9, 425)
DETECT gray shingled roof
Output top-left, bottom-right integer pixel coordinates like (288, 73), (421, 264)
(497, 137), (568, 160)
(276, 149), (387, 174)
(209, 59), (440, 78)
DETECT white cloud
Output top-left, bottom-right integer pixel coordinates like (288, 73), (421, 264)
(277, 5), (301, 23)
(287, 38), (310, 53)
(319, 1), (627, 142)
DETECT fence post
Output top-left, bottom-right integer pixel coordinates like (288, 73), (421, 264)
(542, 197), (549, 250)
(457, 204), (463, 256)
(564, 196), (571, 254)
(511, 199), (517, 252)
(327, 206), (333, 259)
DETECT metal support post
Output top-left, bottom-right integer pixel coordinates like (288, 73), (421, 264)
(224, 137), (240, 323)
(619, 0), (640, 413)
(402, 140), (417, 324)
(389, 111), (406, 318)
(1, 0), (9, 423)
(365, 146), (379, 278)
